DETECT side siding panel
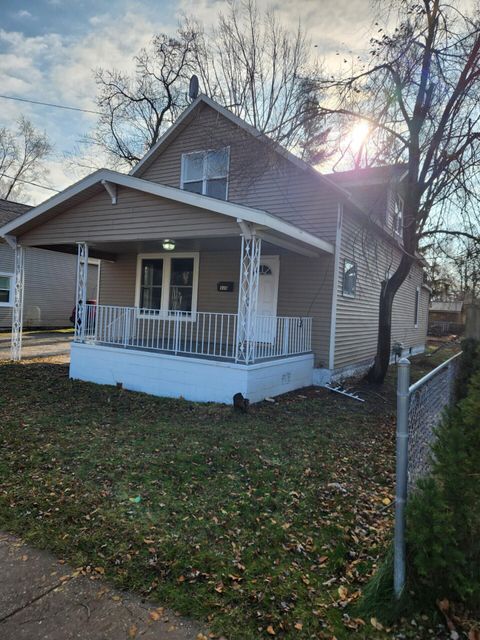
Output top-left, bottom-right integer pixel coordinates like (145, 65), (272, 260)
(334, 211), (428, 370)
(0, 243), (97, 328)
(139, 104), (339, 243)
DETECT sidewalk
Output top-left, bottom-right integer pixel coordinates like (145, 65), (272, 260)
(0, 532), (206, 640)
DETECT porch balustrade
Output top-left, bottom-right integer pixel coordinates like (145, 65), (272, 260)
(76, 304), (312, 364)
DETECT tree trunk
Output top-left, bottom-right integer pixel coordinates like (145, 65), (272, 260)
(368, 253), (415, 384)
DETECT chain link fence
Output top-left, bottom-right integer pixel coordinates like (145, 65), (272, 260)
(407, 352), (461, 490)
(394, 351), (462, 596)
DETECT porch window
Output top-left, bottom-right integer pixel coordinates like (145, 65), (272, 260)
(140, 259), (163, 310)
(136, 253), (199, 316)
(0, 273), (13, 307)
(342, 260), (357, 298)
(169, 258), (194, 312)
(181, 148), (229, 200)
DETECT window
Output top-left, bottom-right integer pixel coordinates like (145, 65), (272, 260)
(414, 287), (420, 327)
(140, 259), (163, 310)
(135, 253), (199, 316)
(0, 273), (13, 307)
(181, 148), (229, 200)
(393, 194), (404, 235)
(342, 260), (357, 298)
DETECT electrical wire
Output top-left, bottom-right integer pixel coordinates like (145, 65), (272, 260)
(0, 93), (101, 116)
(0, 173), (60, 192)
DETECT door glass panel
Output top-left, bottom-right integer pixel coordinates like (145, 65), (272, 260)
(0, 289), (10, 303)
(0, 276), (10, 289)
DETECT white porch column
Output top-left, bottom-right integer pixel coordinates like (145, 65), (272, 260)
(236, 229), (261, 363)
(75, 242), (89, 341)
(10, 245), (25, 361)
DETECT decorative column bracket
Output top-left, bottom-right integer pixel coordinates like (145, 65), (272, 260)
(11, 244), (25, 362)
(75, 242), (89, 341)
(236, 221), (261, 364)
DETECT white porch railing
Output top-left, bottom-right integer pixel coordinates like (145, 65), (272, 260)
(77, 304), (312, 364)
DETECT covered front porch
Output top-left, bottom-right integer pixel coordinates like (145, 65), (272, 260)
(3, 169), (334, 402)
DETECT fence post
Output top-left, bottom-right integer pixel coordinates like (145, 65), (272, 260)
(394, 357), (411, 598)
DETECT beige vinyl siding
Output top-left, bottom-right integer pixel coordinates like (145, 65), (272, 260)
(334, 210), (428, 370)
(0, 242), (98, 328)
(99, 249), (334, 364)
(18, 186), (239, 246)
(139, 104), (339, 243)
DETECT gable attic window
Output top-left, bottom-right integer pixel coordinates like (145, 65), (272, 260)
(342, 260), (357, 298)
(0, 273), (13, 307)
(181, 148), (230, 200)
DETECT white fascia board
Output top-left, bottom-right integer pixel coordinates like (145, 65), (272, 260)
(0, 168), (334, 255)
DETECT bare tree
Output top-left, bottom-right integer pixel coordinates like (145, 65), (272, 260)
(427, 233), (480, 302)
(85, 1), (327, 169)
(86, 26), (198, 169)
(188, 0), (325, 160)
(317, 0), (480, 382)
(0, 117), (52, 201)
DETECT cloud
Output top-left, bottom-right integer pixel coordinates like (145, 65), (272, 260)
(13, 9), (34, 20)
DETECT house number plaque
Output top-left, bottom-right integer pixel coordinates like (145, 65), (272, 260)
(217, 281), (234, 292)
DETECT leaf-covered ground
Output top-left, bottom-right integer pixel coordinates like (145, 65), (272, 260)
(0, 346), (458, 639)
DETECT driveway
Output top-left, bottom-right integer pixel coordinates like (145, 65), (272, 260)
(0, 331), (73, 362)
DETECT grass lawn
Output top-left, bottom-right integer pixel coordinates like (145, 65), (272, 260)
(0, 344), (458, 639)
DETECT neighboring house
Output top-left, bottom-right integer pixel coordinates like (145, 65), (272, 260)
(429, 300), (465, 335)
(0, 199), (99, 329)
(0, 95), (429, 403)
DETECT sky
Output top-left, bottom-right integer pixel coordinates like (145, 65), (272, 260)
(0, 0), (376, 204)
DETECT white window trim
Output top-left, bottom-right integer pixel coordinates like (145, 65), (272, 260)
(180, 147), (230, 200)
(135, 252), (199, 319)
(342, 259), (357, 298)
(0, 272), (14, 308)
(414, 286), (420, 328)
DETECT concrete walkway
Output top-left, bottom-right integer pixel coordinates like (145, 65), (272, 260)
(0, 533), (206, 640)
(0, 331), (72, 361)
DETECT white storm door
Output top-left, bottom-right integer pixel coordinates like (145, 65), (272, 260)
(255, 256), (280, 343)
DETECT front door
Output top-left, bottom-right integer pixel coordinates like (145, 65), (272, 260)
(255, 256), (280, 343)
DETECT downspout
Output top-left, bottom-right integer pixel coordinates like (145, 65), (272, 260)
(328, 204), (343, 371)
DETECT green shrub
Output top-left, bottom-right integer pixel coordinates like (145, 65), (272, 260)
(407, 370), (480, 612)
(455, 338), (480, 401)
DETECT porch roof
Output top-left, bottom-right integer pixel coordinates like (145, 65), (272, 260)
(0, 169), (334, 258)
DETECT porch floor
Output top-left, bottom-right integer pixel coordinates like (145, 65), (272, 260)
(86, 337), (306, 364)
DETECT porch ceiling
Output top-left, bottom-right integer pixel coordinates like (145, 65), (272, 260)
(0, 169), (334, 259)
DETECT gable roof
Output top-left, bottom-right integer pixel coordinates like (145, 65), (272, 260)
(326, 164), (408, 187)
(0, 198), (32, 226)
(129, 94), (367, 216)
(0, 169), (334, 255)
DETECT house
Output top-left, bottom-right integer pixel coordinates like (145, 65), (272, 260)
(429, 300), (465, 335)
(0, 199), (99, 330)
(0, 95), (429, 402)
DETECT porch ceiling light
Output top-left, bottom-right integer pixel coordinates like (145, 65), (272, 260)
(162, 239), (175, 251)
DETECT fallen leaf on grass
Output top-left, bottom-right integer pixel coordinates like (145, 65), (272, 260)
(294, 622), (303, 630)
(370, 617), (384, 631)
(338, 586), (348, 600)
(128, 624), (137, 638)
(266, 625), (276, 635)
